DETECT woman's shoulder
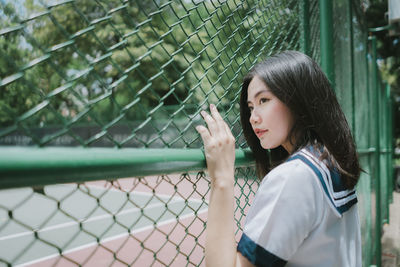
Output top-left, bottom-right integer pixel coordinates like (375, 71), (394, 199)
(260, 151), (323, 196)
(277, 146), (358, 216)
(259, 146), (334, 203)
(264, 148), (320, 186)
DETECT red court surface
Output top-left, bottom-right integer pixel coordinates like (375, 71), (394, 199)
(24, 174), (258, 267)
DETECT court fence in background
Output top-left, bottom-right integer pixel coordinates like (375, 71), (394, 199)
(0, 0), (394, 266)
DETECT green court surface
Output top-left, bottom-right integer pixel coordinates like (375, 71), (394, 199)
(0, 184), (207, 266)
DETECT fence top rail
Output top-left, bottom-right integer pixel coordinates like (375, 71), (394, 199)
(0, 147), (255, 189)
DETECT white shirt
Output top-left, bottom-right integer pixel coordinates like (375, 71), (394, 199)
(237, 147), (362, 267)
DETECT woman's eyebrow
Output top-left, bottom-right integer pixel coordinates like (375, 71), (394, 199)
(247, 89), (270, 104)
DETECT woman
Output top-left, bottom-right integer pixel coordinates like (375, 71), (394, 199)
(196, 51), (362, 267)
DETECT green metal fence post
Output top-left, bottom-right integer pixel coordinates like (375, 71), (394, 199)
(300, 0), (310, 56)
(348, 0), (356, 133)
(319, 0), (335, 89)
(383, 82), (389, 225)
(369, 35), (382, 267)
(387, 84), (394, 204)
(364, 34), (374, 266)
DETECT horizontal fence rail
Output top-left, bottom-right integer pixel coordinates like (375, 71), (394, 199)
(1, 147), (393, 190)
(0, 148), (254, 189)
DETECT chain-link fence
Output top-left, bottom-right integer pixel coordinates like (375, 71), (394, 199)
(0, 0), (299, 148)
(0, 167), (258, 266)
(0, 0), (394, 266)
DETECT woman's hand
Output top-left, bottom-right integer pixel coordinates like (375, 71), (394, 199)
(196, 104), (239, 267)
(196, 104), (236, 184)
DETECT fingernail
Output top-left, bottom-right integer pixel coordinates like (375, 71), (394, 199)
(210, 104), (215, 110)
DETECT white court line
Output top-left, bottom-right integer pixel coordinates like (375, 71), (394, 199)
(1, 183), (208, 242)
(0, 199), (182, 242)
(15, 208), (208, 267)
(85, 184), (206, 204)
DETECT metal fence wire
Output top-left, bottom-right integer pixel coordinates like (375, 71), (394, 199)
(0, 167), (257, 266)
(0, 0), (395, 266)
(0, 0), (299, 148)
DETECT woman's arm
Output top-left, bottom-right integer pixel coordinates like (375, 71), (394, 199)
(196, 104), (254, 267)
(206, 170), (236, 266)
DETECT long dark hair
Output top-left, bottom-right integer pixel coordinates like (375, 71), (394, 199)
(240, 51), (361, 189)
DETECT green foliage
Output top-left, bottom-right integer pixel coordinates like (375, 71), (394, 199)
(0, 3), (42, 126)
(365, 0), (400, 138)
(0, 0), (299, 130)
(366, 0), (400, 90)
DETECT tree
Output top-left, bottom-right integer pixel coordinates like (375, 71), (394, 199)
(365, 0), (400, 140)
(0, 0), (300, 144)
(0, 2), (42, 126)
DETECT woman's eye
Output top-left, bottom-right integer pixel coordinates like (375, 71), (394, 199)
(248, 106), (253, 112)
(260, 98), (269, 104)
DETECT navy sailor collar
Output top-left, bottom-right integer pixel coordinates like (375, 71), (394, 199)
(286, 147), (357, 216)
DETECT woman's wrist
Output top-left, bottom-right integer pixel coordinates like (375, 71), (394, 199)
(211, 175), (235, 189)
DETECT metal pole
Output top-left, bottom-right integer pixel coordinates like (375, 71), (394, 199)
(348, 0), (356, 133)
(0, 148), (254, 189)
(390, 88), (394, 203)
(387, 84), (394, 204)
(319, 0), (335, 89)
(300, 0), (310, 56)
(365, 34), (374, 265)
(369, 35), (382, 267)
(383, 83), (390, 224)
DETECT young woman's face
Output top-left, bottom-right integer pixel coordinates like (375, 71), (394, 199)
(247, 75), (295, 153)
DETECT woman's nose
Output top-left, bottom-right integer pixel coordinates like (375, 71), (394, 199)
(250, 110), (261, 125)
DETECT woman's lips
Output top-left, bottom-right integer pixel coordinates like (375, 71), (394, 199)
(254, 129), (268, 137)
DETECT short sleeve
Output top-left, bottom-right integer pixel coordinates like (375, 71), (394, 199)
(237, 159), (324, 267)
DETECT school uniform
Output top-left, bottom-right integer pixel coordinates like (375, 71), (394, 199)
(237, 147), (362, 267)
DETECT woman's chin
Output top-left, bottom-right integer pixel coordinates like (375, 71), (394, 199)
(260, 142), (274, 150)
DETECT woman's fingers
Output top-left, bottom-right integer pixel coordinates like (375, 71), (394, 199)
(201, 104), (227, 135)
(196, 125), (211, 145)
(210, 104), (224, 123)
(210, 104), (235, 139)
(196, 104), (236, 180)
(197, 104), (235, 146)
(224, 122), (234, 139)
(200, 110), (219, 135)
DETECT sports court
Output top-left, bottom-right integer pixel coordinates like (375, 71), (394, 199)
(0, 175), (211, 266)
(0, 173), (256, 266)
